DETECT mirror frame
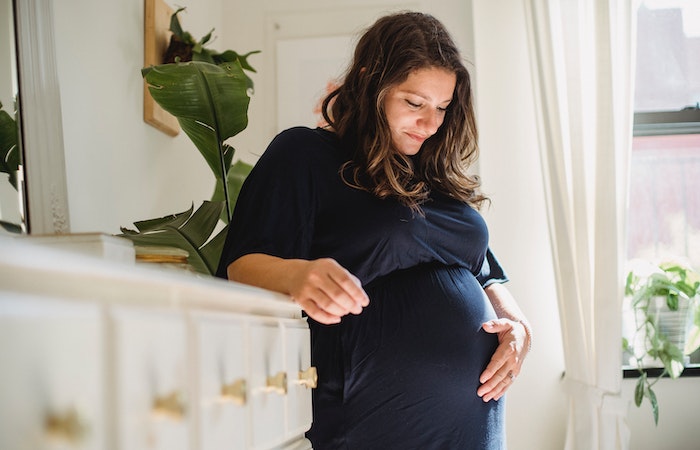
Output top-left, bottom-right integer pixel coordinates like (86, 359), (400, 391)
(15, 0), (70, 234)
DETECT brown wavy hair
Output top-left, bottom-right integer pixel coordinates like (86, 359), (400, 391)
(321, 11), (488, 212)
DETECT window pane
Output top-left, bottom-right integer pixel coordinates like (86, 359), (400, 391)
(627, 133), (700, 267)
(635, 0), (700, 111)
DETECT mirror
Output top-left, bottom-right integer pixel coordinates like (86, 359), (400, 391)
(0, 0), (23, 234)
(11, 0), (70, 235)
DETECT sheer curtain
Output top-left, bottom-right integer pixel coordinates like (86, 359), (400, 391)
(522, 1), (637, 449)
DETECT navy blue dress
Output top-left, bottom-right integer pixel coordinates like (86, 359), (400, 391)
(217, 127), (508, 449)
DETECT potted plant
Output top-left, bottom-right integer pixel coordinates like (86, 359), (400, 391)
(119, 8), (258, 275)
(0, 100), (23, 233)
(622, 260), (700, 424)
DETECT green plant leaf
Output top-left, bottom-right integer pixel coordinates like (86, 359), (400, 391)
(176, 199), (222, 249)
(143, 60), (250, 179)
(0, 219), (22, 233)
(213, 50), (260, 91)
(634, 375), (645, 407)
(214, 50), (259, 72)
(199, 29), (214, 47)
(193, 48), (216, 64)
(125, 205), (194, 234)
(200, 223), (229, 271)
(685, 324), (700, 354)
(143, 59), (251, 222)
(169, 7), (188, 41)
(625, 271), (636, 296)
(622, 337), (630, 351)
(212, 159), (253, 223)
(0, 102), (19, 190)
(648, 386), (659, 425)
(119, 201), (225, 275)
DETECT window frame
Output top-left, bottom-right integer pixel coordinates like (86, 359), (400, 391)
(633, 108), (700, 137)
(623, 109), (700, 378)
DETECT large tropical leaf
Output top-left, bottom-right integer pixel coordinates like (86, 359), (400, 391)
(142, 60), (249, 181)
(119, 201), (225, 275)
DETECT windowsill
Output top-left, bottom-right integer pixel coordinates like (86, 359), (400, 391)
(623, 364), (700, 378)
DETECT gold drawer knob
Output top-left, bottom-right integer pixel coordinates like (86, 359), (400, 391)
(152, 390), (186, 420)
(266, 371), (288, 395)
(298, 366), (318, 389)
(221, 378), (247, 405)
(44, 407), (87, 442)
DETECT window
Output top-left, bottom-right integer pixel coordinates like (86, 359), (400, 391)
(625, 0), (700, 372)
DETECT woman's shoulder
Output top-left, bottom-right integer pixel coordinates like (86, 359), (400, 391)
(263, 126), (347, 165)
(270, 126), (333, 145)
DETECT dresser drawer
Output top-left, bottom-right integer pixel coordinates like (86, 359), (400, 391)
(283, 320), (314, 438)
(249, 320), (285, 449)
(111, 307), (190, 450)
(0, 293), (105, 450)
(191, 311), (248, 449)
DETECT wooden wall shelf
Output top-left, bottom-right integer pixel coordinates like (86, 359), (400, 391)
(143, 0), (179, 136)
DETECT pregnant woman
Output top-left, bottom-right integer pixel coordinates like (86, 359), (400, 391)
(217, 11), (531, 449)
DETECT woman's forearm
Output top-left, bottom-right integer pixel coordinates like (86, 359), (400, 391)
(484, 283), (532, 351)
(226, 253), (369, 324)
(227, 253), (309, 295)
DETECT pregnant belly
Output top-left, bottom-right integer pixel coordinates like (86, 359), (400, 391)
(308, 263), (505, 448)
(343, 263), (499, 368)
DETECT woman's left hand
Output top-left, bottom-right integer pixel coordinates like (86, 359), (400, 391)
(476, 319), (529, 402)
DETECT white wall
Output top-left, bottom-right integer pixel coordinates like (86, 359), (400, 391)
(471, 1), (567, 449)
(622, 376), (700, 450)
(53, 0), (228, 233)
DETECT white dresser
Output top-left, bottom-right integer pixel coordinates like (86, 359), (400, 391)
(0, 235), (314, 450)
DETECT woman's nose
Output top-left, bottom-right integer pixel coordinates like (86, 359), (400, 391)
(419, 110), (441, 135)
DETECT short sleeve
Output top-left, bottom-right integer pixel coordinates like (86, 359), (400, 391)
(216, 129), (317, 279)
(475, 247), (509, 288)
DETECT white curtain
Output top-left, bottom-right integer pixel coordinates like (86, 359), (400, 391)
(522, 1), (638, 449)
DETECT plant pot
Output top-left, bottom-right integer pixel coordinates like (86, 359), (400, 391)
(623, 295), (693, 369)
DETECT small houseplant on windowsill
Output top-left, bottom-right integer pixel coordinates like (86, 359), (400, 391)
(622, 260), (700, 424)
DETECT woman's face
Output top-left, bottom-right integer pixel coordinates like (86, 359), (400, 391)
(383, 66), (456, 156)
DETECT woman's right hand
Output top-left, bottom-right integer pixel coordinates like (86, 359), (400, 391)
(287, 258), (370, 324)
(227, 254), (369, 325)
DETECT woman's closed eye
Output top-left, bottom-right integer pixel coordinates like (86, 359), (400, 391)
(405, 99), (448, 114)
(406, 99), (422, 109)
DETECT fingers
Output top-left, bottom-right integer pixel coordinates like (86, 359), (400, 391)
(477, 319), (526, 402)
(291, 258), (369, 325)
(477, 365), (519, 402)
(293, 296), (343, 325)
